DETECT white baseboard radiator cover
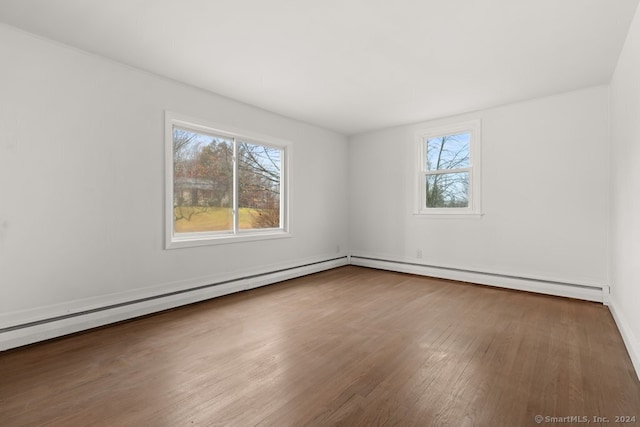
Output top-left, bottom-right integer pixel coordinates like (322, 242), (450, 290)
(349, 255), (606, 303)
(3, 254), (633, 380)
(1, 254), (609, 353)
(0, 256), (349, 351)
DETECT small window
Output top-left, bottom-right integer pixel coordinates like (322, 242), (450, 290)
(166, 112), (289, 248)
(415, 120), (482, 216)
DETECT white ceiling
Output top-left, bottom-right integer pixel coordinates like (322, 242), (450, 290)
(0, 0), (638, 135)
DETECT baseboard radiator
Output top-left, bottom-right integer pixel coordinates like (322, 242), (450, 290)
(349, 255), (605, 303)
(1, 254), (609, 352)
(0, 256), (349, 351)
(3, 253), (634, 380)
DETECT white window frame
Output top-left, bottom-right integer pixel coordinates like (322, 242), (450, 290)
(165, 111), (291, 249)
(414, 119), (482, 217)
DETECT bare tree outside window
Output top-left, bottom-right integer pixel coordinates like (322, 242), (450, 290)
(425, 132), (470, 208)
(238, 142), (281, 229)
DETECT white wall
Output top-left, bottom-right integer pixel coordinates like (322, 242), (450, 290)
(0, 24), (348, 328)
(609, 5), (640, 377)
(349, 86), (610, 288)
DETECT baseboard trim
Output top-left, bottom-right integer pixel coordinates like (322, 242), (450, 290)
(0, 256), (348, 351)
(608, 299), (640, 381)
(350, 255), (604, 303)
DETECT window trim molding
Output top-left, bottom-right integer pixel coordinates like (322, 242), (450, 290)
(414, 119), (482, 217)
(165, 111), (291, 249)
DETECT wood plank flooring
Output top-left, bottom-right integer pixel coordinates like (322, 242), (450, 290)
(1, 266), (639, 426)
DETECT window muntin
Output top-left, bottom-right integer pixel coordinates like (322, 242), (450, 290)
(166, 113), (289, 248)
(416, 120), (481, 215)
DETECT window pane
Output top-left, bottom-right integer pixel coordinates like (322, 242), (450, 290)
(426, 132), (470, 171)
(173, 128), (233, 233)
(238, 142), (282, 230)
(426, 172), (469, 208)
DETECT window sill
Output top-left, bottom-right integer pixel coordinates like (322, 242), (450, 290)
(413, 212), (484, 219)
(166, 230), (292, 249)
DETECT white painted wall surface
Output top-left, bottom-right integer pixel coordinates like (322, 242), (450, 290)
(348, 86), (610, 287)
(0, 24), (348, 326)
(609, 5), (640, 377)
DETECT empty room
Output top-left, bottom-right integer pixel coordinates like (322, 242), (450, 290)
(1, 1), (640, 425)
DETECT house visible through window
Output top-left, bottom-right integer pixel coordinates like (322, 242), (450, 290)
(166, 112), (289, 248)
(416, 120), (481, 216)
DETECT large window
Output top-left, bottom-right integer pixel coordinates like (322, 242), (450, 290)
(166, 112), (289, 248)
(415, 120), (482, 216)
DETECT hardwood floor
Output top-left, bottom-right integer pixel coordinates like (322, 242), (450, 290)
(1, 266), (639, 426)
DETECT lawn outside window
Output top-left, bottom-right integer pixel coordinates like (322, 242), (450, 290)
(415, 120), (482, 217)
(165, 112), (290, 249)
